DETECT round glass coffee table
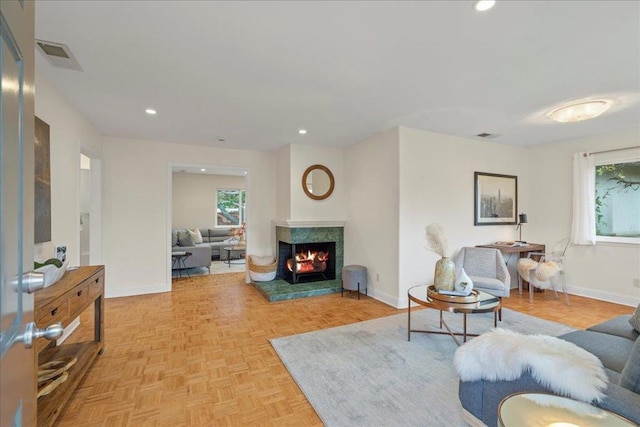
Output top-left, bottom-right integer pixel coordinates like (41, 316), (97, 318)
(407, 284), (501, 345)
(498, 392), (636, 426)
(223, 245), (246, 267)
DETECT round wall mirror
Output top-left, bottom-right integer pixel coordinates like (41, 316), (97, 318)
(302, 164), (335, 200)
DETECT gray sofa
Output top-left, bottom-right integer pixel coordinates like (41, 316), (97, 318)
(171, 228), (236, 269)
(459, 315), (640, 426)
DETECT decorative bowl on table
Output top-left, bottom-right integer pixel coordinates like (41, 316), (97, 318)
(427, 285), (480, 303)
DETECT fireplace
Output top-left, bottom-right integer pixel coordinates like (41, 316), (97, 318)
(278, 241), (336, 284)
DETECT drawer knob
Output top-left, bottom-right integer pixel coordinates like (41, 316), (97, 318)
(77, 290), (83, 297)
(51, 308), (58, 316)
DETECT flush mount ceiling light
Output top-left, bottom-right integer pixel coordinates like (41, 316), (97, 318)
(145, 108), (157, 115)
(473, 0), (496, 12)
(200, 168), (206, 172)
(298, 129), (307, 135)
(547, 100), (612, 123)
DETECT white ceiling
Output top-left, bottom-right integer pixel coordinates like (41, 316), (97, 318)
(35, 1), (640, 152)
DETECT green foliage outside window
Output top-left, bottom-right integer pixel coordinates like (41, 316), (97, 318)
(216, 189), (246, 226)
(595, 161), (640, 237)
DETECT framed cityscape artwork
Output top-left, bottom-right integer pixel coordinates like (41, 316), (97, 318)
(474, 172), (517, 225)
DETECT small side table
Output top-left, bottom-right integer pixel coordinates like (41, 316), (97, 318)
(172, 251), (192, 278)
(498, 392), (635, 427)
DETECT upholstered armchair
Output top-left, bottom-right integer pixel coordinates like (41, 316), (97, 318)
(453, 247), (511, 299)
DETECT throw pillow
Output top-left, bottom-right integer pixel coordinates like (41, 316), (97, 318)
(619, 336), (640, 393)
(188, 228), (203, 244)
(629, 303), (640, 333)
(171, 230), (178, 247)
(177, 231), (193, 247)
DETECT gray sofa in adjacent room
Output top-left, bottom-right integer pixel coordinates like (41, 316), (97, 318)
(458, 314), (640, 426)
(171, 228), (237, 268)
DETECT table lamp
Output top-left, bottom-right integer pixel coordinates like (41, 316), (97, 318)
(516, 213), (527, 242)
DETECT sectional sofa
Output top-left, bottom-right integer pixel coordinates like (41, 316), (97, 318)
(171, 228), (236, 269)
(458, 314), (640, 426)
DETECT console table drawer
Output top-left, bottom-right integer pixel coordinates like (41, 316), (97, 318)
(87, 272), (104, 300)
(68, 285), (89, 317)
(36, 299), (68, 327)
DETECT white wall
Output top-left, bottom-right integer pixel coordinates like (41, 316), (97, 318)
(34, 74), (103, 265)
(102, 137), (276, 297)
(172, 173), (245, 229)
(344, 128), (400, 306)
(528, 128), (640, 306)
(289, 144), (347, 221)
(397, 127), (531, 307)
(275, 145), (291, 221)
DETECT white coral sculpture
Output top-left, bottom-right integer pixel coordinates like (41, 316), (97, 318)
(425, 223), (449, 257)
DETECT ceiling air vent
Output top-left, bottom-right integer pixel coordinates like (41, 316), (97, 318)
(35, 40), (82, 71)
(476, 132), (501, 139)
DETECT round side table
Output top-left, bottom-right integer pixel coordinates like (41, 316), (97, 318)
(498, 392), (635, 427)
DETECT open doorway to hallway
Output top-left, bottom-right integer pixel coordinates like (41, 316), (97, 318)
(79, 152), (102, 266)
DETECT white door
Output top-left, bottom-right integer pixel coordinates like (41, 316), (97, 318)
(0, 1), (36, 425)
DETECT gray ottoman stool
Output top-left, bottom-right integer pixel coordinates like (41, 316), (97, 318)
(342, 265), (367, 299)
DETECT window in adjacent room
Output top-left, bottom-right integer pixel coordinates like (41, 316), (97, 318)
(216, 189), (246, 227)
(595, 159), (640, 242)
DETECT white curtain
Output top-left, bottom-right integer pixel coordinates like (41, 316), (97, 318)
(571, 152), (596, 245)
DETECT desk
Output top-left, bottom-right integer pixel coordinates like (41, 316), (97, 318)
(477, 243), (545, 291)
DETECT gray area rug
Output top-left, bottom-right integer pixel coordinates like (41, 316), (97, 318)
(270, 308), (575, 427)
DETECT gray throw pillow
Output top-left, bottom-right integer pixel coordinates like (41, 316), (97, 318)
(629, 303), (640, 333)
(171, 230), (178, 246)
(177, 231), (193, 247)
(619, 336), (640, 393)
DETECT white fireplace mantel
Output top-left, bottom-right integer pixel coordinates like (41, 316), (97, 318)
(272, 220), (346, 228)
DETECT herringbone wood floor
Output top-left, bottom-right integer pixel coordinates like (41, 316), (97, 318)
(57, 274), (633, 426)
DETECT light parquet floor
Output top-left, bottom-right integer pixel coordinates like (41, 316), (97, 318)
(57, 275), (633, 426)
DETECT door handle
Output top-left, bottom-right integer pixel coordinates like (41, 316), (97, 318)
(10, 271), (46, 293)
(13, 322), (64, 349)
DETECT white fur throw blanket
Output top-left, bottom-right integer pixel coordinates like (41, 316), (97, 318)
(516, 259), (561, 286)
(453, 328), (607, 402)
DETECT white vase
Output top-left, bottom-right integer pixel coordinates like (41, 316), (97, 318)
(455, 268), (474, 295)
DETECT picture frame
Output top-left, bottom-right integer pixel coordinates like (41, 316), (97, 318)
(474, 172), (517, 226)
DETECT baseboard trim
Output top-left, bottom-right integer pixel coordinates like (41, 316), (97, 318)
(106, 284), (170, 299)
(367, 288), (401, 308)
(566, 285), (639, 307)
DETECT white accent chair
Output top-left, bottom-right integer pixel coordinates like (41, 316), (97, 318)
(454, 247), (510, 319)
(516, 238), (570, 305)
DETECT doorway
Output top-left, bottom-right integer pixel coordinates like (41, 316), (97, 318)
(79, 152), (102, 266)
(168, 164), (248, 285)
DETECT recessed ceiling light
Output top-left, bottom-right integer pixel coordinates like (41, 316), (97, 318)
(473, 0), (495, 11)
(547, 100), (612, 123)
(217, 138), (226, 143)
(200, 168), (206, 172)
(298, 129), (307, 135)
(145, 108), (157, 115)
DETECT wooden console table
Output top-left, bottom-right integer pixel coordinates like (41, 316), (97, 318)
(34, 265), (105, 426)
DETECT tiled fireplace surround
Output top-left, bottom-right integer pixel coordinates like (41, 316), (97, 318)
(250, 222), (344, 302)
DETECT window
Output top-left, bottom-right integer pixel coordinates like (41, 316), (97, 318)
(216, 189), (246, 227)
(595, 159), (640, 242)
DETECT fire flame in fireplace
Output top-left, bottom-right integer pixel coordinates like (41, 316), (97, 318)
(286, 250), (329, 274)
